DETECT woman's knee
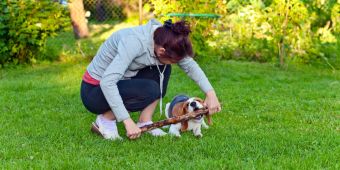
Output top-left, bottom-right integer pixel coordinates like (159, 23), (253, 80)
(122, 80), (160, 112)
(80, 81), (111, 114)
(145, 80), (161, 101)
(119, 79), (160, 102)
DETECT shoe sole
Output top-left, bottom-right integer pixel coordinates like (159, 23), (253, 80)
(91, 122), (104, 138)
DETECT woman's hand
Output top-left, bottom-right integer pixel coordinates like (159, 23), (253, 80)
(123, 118), (142, 140)
(204, 90), (221, 115)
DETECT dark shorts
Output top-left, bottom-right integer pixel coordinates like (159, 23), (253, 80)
(80, 65), (171, 114)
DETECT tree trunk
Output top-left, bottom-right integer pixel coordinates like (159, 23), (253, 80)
(140, 109), (209, 133)
(279, 0), (290, 67)
(69, 0), (89, 39)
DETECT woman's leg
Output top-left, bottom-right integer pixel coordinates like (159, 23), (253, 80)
(133, 65), (171, 123)
(136, 98), (167, 136)
(81, 65), (171, 116)
(118, 79), (168, 136)
(103, 110), (116, 120)
(139, 99), (159, 122)
(81, 81), (121, 140)
(118, 79), (160, 112)
(81, 79), (161, 118)
(80, 65), (171, 138)
(119, 65), (171, 112)
(132, 65), (172, 98)
(81, 81), (111, 115)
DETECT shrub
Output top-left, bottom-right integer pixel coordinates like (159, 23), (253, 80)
(0, 0), (70, 65)
(149, 0), (339, 68)
(149, 0), (226, 59)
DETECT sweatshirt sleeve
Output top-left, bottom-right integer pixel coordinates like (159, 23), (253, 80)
(177, 57), (214, 93)
(100, 36), (142, 122)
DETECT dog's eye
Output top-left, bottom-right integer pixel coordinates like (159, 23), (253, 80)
(190, 102), (197, 107)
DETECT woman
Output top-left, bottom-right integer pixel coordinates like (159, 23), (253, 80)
(80, 19), (221, 140)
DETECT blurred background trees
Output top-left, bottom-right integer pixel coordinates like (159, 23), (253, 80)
(209, 0), (339, 68)
(0, 0), (70, 64)
(0, 0), (339, 69)
(149, 0), (339, 68)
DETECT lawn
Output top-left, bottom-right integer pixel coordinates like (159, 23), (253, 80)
(0, 59), (339, 169)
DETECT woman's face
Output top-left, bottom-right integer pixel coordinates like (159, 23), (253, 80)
(154, 45), (180, 64)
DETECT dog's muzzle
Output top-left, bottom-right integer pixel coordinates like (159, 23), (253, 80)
(194, 114), (203, 120)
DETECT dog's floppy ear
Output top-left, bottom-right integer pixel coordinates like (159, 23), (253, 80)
(172, 101), (189, 116)
(172, 101), (189, 131)
(194, 97), (212, 125)
(181, 121), (188, 132)
(206, 114), (212, 125)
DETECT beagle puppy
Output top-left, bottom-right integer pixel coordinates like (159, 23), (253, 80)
(165, 95), (212, 137)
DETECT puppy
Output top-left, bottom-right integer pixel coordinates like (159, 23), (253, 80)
(165, 95), (212, 137)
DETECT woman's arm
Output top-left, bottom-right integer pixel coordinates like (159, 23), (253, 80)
(204, 90), (221, 115)
(177, 57), (221, 115)
(100, 36), (143, 139)
(177, 57), (213, 92)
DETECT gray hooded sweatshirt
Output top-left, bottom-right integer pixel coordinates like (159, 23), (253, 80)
(86, 19), (213, 122)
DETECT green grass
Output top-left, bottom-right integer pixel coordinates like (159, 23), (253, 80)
(0, 59), (339, 169)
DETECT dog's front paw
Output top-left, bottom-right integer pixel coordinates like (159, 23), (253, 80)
(195, 133), (203, 138)
(193, 128), (203, 138)
(202, 120), (209, 129)
(169, 131), (181, 137)
(169, 129), (181, 137)
(171, 134), (181, 138)
(169, 124), (182, 137)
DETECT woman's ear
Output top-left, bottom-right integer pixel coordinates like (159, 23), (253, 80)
(159, 47), (166, 55)
(155, 45), (166, 58)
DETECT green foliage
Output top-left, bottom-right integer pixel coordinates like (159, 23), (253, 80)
(301, 0), (338, 29)
(149, 0), (339, 68)
(0, 0), (70, 65)
(331, 3), (340, 32)
(212, 0), (340, 68)
(149, 0), (226, 58)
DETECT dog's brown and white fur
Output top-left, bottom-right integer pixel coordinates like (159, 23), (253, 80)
(165, 97), (212, 137)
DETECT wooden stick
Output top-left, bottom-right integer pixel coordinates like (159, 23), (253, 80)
(140, 109), (209, 133)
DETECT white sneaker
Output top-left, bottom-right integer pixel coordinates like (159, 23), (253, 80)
(91, 115), (122, 140)
(137, 121), (167, 137)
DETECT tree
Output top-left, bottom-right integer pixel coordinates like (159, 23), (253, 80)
(0, 0), (70, 65)
(69, 0), (89, 38)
